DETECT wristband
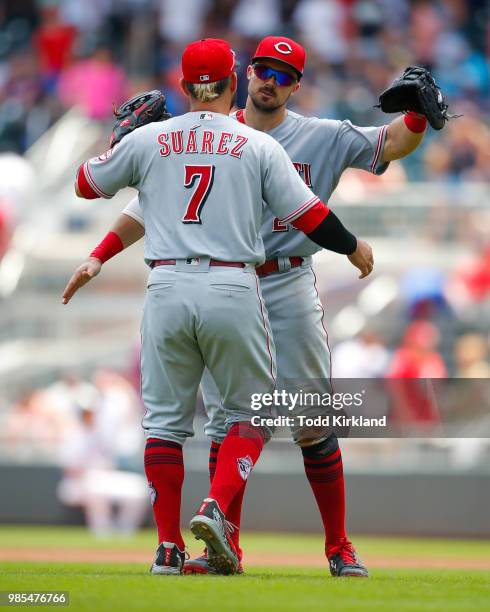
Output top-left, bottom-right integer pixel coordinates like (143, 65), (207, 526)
(404, 111), (427, 133)
(90, 231), (123, 263)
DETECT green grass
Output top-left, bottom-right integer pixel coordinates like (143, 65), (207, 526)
(1, 563), (489, 612)
(1, 528), (490, 611)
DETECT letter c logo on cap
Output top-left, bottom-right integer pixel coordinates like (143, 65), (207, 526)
(274, 42), (293, 55)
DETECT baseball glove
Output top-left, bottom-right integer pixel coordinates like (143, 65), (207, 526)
(376, 66), (458, 130)
(110, 90), (172, 147)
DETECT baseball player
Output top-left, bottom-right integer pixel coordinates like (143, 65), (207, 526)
(68, 38), (373, 575)
(65, 37), (452, 577)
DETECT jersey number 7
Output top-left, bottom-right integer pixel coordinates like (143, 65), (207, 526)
(182, 165), (216, 224)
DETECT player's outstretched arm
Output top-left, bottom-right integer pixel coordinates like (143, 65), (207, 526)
(109, 212), (145, 248)
(62, 257), (102, 304)
(381, 113), (426, 162)
(381, 113), (427, 162)
(62, 213), (144, 304)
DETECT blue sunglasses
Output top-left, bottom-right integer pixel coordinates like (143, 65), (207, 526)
(253, 63), (298, 87)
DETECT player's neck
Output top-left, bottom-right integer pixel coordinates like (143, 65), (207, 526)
(188, 100), (232, 116)
(243, 98), (287, 132)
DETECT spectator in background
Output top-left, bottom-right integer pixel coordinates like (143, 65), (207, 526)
(92, 369), (143, 471)
(57, 45), (128, 120)
(32, 5), (77, 90)
(57, 400), (148, 537)
(5, 388), (76, 454)
(389, 321), (447, 379)
(0, 0), (487, 182)
(46, 373), (99, 420)
(332, 328), (389, 378)
(0, 196), (13, 259)
(0, 49), (48, 152)
(448, 243), (490, 309)
(453, 333), (490, 378)
(409, 1), (444, 67)
(158, 0), (211, 43)
(58, 0), (112, 37)
(387, 321), (447, 432)
(231, 0), (281, 39)
(424, 113), (490, 182)
(292, 0), (349, 64)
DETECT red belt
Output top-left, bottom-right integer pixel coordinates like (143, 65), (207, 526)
(151, 259), (246, 269)
(256, 256), (304, 278)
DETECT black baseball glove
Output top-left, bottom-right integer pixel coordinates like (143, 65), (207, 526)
(376, 66), (458, 130)
(110, 90), (172, 147)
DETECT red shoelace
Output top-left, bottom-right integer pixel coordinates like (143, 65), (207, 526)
(328, 539), (357, 564)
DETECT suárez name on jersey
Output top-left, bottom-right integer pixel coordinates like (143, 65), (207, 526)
(158, 130), (248, 159)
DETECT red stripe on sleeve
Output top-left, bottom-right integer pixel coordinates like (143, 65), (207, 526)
(76, 163), (99, 199)
(291, 201), (330, 234)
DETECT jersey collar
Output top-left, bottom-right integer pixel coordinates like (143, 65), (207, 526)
(235, 109), (246, 125)
(234, 108), (290, 132)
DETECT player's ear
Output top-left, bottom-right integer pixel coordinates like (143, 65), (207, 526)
(230, 71), (238, 93)
(291, 80), (301, 96)
(246, 65), (253, 80)
(179, 77), (190, 99)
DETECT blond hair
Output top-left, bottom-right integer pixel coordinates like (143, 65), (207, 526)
(186, 77), (230, 102)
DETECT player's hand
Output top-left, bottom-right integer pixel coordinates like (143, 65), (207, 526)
(347, 239), (374, 279)
(62, 257), (102, 304)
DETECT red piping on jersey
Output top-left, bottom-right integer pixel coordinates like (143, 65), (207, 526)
(76, 163), (99, 199)
(292, 201), (330, 234)
(370, 125), (387, 174)
(279, 195), (320, 224)
(253, 272), (276, 386)
(84, 161), (113, 199)
(310, 265), (333, 390)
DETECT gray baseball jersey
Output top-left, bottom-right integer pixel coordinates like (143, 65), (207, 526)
(201, 112), (389, 443)
(116, 109), (389, 444)
(80, 109), (334, 446)
(123, 110), (388, 259)
(83, 111), (322, 265)
(242, 110), (388, 258)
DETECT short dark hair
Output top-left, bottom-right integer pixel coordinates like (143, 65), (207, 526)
(184, 76), (231, 101)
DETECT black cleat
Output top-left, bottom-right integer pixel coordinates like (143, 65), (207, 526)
(189, 498), (239, 575)
(328, 539), (369, 577)
(184, 549), (244, 575)
(150, 542), (186, 575)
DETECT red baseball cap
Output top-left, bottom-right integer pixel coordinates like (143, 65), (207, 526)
(182, 38), (236, 84)
(252, 36), (306, 77)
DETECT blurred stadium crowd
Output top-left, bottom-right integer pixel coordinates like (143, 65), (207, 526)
(3, 314), (489, 458)
(2, 369), (149, 534)
(0, 0), (488, 180)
